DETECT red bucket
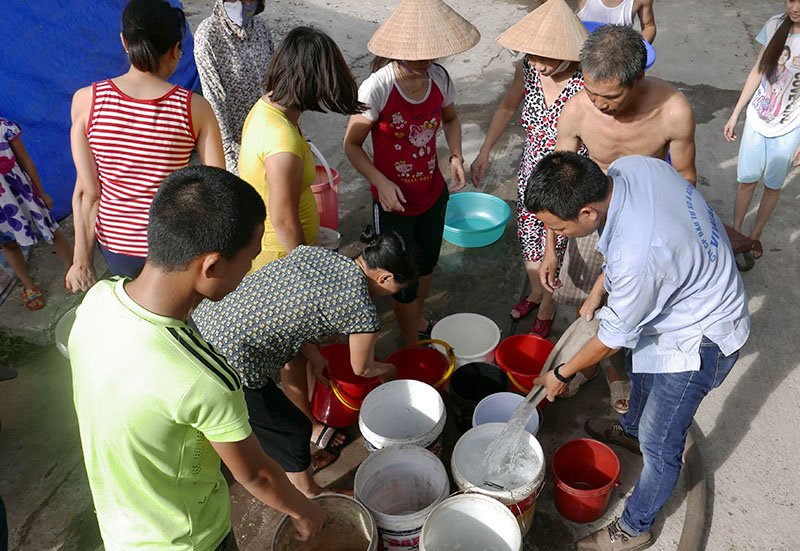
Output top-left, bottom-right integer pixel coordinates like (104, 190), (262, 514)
(552, 438), (621, 523)
(386, 339), (455, 393)
(494, 334), (554, 395)
(311, 165), (340, 230)
(311, 343), (380, 428)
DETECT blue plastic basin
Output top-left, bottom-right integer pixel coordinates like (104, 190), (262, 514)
(444, 192), (511, 248)
(582, 21), (656, 69)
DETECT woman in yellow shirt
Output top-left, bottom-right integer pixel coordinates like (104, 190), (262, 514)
(239, 27), (364, 270)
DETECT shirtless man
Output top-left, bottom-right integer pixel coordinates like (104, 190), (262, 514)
(541, 24), (696, 411)
(576, 0), (657, 44)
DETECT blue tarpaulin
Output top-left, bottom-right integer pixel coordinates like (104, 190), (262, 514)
(0, 1), (199, 221)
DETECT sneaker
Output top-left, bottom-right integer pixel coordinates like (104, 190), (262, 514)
(577, 518), (654, 551)
(585, 418), (642, 455)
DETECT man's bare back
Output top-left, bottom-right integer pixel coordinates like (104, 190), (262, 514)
(557, 76), (697, 183)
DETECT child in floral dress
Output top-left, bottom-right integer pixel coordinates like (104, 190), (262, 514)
(0, 118), (72, 310)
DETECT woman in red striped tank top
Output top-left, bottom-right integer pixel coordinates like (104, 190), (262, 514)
(66, 0), (224, 292)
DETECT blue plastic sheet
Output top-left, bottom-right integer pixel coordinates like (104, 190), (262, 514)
(0, 1), (200, 221)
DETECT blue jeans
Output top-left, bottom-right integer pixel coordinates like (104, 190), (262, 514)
(618, 338), (739, 535)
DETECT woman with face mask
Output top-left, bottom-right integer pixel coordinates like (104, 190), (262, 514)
(471, 0), (589, 339)
(194, 0), (275, 174)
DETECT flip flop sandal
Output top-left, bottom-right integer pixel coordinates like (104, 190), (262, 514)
(418, 319), (438, 340)
(558, 369), (599, 399)
(608, 379), (631, 414)
(311, 448), (340, 473)
(311, 424), (343, 449)
(529, 317), (553, 338)
(21, 287), (45, 311)
(510, 297), (540, 320)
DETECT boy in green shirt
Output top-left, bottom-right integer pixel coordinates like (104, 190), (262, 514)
(69, 165), (323, 550)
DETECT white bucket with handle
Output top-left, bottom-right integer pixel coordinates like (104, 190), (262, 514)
(430, 313), (501, 368)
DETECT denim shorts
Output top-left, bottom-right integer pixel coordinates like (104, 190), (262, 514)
(737, 120), (800, 190)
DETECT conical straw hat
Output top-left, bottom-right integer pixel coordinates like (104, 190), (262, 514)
(496, 0), (588, 61)
(368, 0), (481, 61)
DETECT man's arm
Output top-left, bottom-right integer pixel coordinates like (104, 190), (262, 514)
(636, 0), (657, 43)
(211, 435), (324, 541)
(667, 94), (697, 186)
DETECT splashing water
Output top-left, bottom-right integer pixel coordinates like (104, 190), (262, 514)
(479, 400), (541, 489)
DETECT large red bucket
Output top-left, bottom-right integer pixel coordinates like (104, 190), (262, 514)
(494, 334), (554, 395)
(311, 343), (380, 428)
(552, 438), (620, 523)
(386, 339), (455, 393)
(311, 165), (340, 230)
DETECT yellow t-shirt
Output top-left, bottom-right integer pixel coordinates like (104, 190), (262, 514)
(239, 99), (319, 271)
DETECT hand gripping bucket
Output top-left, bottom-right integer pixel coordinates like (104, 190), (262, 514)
(311, 343), (380, 428)
(308, 141), (340, 230)
(386, 339), (455, 394)
(552, 438), (621, 523)
(355, 445), (449, 551)
(495, 334), (555, 395)
(272, 493), (378, 550)
(451, 423), (545, 536)
(359, 379), (446, 455)
(420, 493), (522, 551)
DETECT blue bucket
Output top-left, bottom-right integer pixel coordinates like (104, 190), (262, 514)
(443, 192), (511, 248)
(582, 21), (656, 69)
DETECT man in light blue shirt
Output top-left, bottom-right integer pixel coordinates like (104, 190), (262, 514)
(528, 152), (750, 551)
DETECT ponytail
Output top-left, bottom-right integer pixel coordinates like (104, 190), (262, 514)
(758, 15), (792, 81)
(121, 0), (185, 73)
(360, 225), (419, 284)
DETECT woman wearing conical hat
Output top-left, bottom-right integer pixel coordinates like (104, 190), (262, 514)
(471, 0), (588, 341)
(344, 0), (479, 346)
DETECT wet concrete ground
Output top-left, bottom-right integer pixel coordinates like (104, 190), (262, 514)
(1, 0), (799, 549)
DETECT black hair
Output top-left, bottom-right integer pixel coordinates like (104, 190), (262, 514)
(359, 225), (419, 285)
(759, 15), (793, 81)
(581, 24), (646, 88)
(524, 152), (610, 220)
(264, 26), (366, 115)
(148, 165), (266, 271)
(121, 0), (186, 73)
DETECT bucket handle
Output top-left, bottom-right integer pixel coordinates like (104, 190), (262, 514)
(308, 141), (335, 191)
(330, 379), (361, 412)
(451, 486), (528, 534)
(507, 372), (530, 394)
(415, 338), (456, 389)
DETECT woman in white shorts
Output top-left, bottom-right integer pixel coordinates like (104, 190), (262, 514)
(724, 3), (800, 259)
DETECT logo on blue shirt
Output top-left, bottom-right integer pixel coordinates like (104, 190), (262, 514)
(685, 186), (719, 263)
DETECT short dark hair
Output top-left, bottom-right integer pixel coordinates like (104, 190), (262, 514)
(264, 26), (366, 115)
(524, 152), (609, 220)
(148, 166), (266, 271)
(121, 0), (186, 73)
(360, 226), (419, 285)
(581, 25), (646, 88)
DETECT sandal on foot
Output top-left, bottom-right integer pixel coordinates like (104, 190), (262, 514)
(510, 297), (539, 320)
(21, 287), (45, 311)
(608, 379), (631, 414)
(751, 239), (763, 259)
(529, 317), (553, 338)
(311, 424), (344, 449)
(558, 369), (599, 399)
(311, 448), (340, 473)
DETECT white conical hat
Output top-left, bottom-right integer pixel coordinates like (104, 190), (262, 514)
(496, 0), (588, 61)
(368, 0), (481, 61)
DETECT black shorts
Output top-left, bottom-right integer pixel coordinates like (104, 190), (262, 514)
(373, 187), (448, 304)
(243, 379), (312, 473)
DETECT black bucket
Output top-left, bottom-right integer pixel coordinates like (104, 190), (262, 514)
(448, 362), (508, 432)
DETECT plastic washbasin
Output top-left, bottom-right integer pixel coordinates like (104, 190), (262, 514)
(582, 21), (656, 69)
(443, 192), (511, 248)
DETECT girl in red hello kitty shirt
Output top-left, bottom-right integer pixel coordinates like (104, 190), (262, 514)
(344, 0), (479, 345)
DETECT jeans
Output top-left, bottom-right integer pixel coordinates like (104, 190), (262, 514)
(619, 338), (739, 536)
(98, 243), (146, 278)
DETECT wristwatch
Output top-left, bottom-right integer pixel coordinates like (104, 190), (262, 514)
(553, 363), (575, 384)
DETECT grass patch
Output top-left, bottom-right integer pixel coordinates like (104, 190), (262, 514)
(0, 331), (27, 365)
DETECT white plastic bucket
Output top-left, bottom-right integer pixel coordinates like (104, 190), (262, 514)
(272, 494), (378, 550)
(451, 423), (545, 536)
(431, 313), (501, 368)
(359, 380), (446, 454)
(420, 493), (522, 551)
(472, 392), (542, 436)
(355, 445), (449, 551)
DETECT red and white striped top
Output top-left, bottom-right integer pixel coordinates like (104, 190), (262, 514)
(87, 80), (196, 257)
